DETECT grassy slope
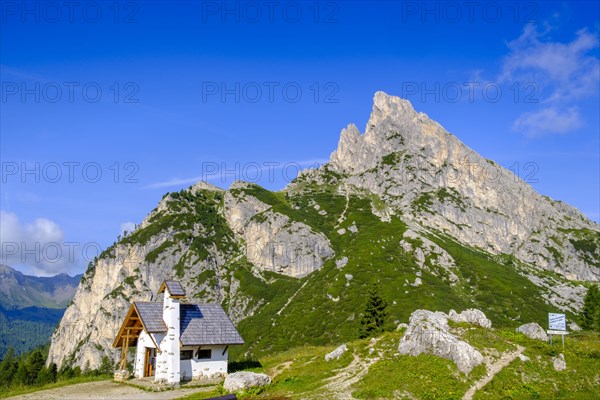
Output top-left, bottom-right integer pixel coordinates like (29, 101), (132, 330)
(178, 328), (600, 400)
(232, 183), (564, 359)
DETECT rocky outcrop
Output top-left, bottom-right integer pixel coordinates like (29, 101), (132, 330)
(325, 344), (347, 361)
(516, 323), (548, 341)
(225, 182), (334, 278)
(398, 310), (484, 374)
(400, 229), (458, 284)
(448, 309), (492, 328)
(224, 371), (271, 392)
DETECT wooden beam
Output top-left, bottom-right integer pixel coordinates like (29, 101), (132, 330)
(121, 330), (130, 370)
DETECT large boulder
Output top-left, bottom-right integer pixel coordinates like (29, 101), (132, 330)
(516, 322), (548, 341)
(398, 310), (484, 374)
(325, 344), (347, 361)
(224, 371), (271, 393)
(448, 309), (492, 328)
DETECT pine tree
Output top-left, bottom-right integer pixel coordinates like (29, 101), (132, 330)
(581, 284), (600, 332)
(13, 361), (28, 386)
(26, 350), (45, 385)
(35, 366), (56, 386)
(0, 348), (18, 388)
(98, 356), (114, 376)
(359, 284), (389, 338)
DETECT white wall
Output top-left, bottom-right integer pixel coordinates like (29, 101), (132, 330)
(162, 290), (180, 383)
(180, 345), (229, 381)
(133, 330), (158, 378)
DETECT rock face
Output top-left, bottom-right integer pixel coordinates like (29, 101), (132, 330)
(398, 310), (484, 374)
(325, 344), (347, 361)
(225, 181), (335, 278)
(516, 323), (549, 341)
(224, 371), (271, 392)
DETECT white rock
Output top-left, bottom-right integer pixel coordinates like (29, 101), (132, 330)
(113, 369), (130, 382)
(345, 274), (353, 281)
(569, 322), (582, 331)
(336, 257), (348, 269)
(348, 222), (359, 233)
(518, 354), (530, 362)
(325, 344), (347, 361)
(516, 322), (548, 341)
(448, 309), (492, 328)
(411, 277), (422, 287)
(337, 228), (346, 235)
(398, 310), (484, 374)
(224, 371), (271, 392)
(553, 353), (566, 371)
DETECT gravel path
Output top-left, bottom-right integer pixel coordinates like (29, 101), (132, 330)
(7, 380), (214, 400)
(462, 345), (525, 400)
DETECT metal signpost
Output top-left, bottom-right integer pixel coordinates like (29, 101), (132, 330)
(547, 313), (568, 348)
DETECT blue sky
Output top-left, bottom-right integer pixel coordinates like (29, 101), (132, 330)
(1, 1), (599, 276)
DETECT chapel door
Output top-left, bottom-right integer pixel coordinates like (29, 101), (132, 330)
(144, 348), (151, 377)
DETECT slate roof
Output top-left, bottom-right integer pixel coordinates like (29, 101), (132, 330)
(180, 304), (244, 346)
(134, 302), (167, 333)
(159, 280), (186, 297)
(132, 301), (244, 346)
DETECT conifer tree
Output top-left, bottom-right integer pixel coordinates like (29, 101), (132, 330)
(581, 284), (600, 332)
(0, 348), (18, 388)
(359, 284), (389, 338)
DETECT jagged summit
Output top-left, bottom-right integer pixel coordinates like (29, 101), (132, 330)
(329, 92), (454, 174)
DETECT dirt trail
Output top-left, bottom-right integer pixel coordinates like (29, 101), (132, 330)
(320, 339), (381, 400)
(270, 360), (293, 378)
(462, 345), (525, 400)
(7, 380), (214, 400)
(334, 185), (350, 229)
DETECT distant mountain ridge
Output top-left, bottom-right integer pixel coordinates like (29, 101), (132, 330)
(0, 264), (82, 310)
(0, 265), (81, 358)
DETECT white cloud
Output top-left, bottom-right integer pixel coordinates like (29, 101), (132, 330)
(120, 221), (136, 237)
(498, 23), (599, 137)
(500, 25), (599, 102)
(0, 210), (83, 276)
(513, 107), (583, 137)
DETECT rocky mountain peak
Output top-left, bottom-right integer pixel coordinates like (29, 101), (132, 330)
(329, 92), (448, 175)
